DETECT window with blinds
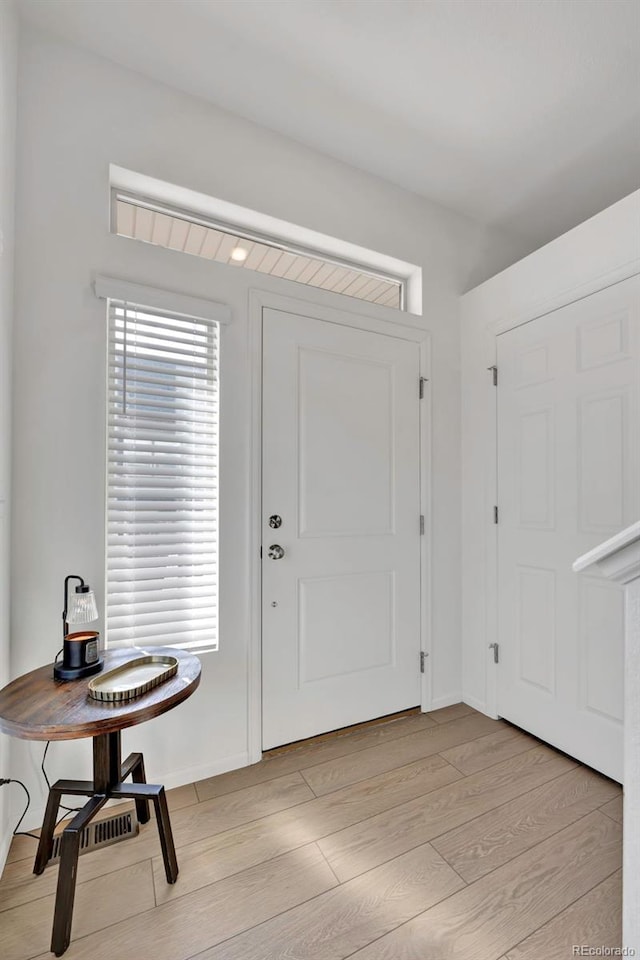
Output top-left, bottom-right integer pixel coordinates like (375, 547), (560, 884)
(107, 300), (218, 653)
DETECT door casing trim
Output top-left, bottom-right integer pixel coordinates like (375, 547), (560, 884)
(247, 288), (432, 762)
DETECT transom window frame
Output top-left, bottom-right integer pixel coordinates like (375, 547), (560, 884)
(111, 188), (408, 312)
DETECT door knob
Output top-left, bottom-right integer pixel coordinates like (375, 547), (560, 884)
(268, 544), (285, 560)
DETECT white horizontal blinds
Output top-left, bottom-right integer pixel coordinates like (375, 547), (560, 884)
(107, 300), (219, 651)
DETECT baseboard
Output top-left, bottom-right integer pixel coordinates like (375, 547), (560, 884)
(0, 821), (12, 877)
(460, 693), (487, 714)
(428, 692), (463, 711)
(461, 692), (499, 720)
(150, 751), (250, 791)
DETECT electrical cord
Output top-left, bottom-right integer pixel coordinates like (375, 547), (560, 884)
(0, 778), (40, 840)
(1, 653), (85, 842)
(41, 741), (84, 816)
(3, 648), (90, 840)
(0, 741), (86, 844)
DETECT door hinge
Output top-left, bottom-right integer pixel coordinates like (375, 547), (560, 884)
(420, 515), (425, 535)
(420, 651), (427, 673)
(493, 505), (499, 524)
(419, 376), (428, 399)
(487, 365), (498, 386)
(489, 642), (499, 664)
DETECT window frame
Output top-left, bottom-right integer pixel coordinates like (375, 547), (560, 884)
(111, 188), (407, 311)
(96, 277), (230, 655)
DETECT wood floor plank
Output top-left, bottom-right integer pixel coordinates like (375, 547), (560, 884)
(4, 833), (40, 868)
(347, 811), (621, 960)
(439, 727), (539, 775)
(0, 858), (154, 960)
(195, 713), (438, 802)
(152, 754), (461, 904)
(505, 869), (622, 960)
(152, 781), (199, 812)
(318, 746), (575, 882)
(169, 771), (314, 846)
(30, 844), (337, 960)
(427, 703), (477, 724)
(600, 795), (624, 823)
(195, 842), (465, 960)
(432, 765), (619, 883)
(0, 847), (116, 914)
(301, 713), (503, 796)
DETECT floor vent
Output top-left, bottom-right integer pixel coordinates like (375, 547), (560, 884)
(47, 809), (139, 866)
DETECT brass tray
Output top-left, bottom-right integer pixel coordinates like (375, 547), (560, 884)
(87, 655), (179, 702)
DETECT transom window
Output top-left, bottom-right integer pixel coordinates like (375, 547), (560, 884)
(113, 192), (404, 310)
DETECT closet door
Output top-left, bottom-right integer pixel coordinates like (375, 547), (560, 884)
(497, 275), (640, 781)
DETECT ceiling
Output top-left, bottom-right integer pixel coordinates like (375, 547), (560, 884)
(19, 0), (640, 248)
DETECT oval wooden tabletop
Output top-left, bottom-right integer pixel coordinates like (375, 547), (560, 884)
(0, 647), (201, 741)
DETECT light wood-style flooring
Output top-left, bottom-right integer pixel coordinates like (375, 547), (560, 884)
(0, 704), (623, 960)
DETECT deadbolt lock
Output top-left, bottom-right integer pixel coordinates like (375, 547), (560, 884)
(268, 515), (282, 529)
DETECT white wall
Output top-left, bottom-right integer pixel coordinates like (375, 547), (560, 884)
(9, 25), (528, 832)
(0, 0), (18, 866)
(460, 190), (640, 717)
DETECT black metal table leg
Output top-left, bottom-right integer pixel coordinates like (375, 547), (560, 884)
(34, 779), (96, 876)
(121, 751), (151, 824)
(93, 731), (121, 793)
(49, 732), (120, 955)
(34, 786), (63, 876)
(152, 786), (179, 883)
(110, 781), (179, 883)
(35, 731), (179, 955)
(50, 795), (107, 957)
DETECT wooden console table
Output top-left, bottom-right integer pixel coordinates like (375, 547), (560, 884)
(0, 647), (201, 956)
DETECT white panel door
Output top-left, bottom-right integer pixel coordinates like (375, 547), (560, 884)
(262, 307), (422, 749)
(497, 276), (640, 781)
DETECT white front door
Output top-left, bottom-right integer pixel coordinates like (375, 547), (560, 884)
(497, 275), (640, 781)
(262, 306), (423, 749)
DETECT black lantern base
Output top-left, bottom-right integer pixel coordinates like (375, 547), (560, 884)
(53, 659), (104, 682)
